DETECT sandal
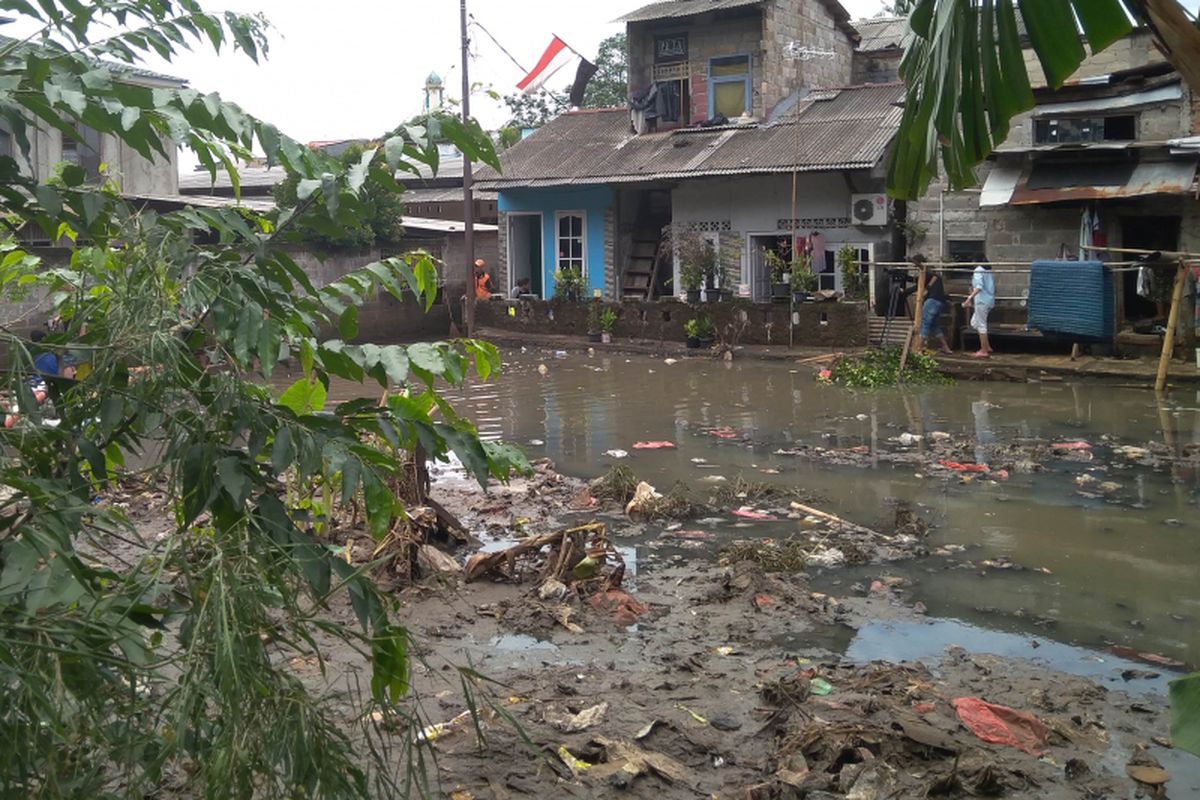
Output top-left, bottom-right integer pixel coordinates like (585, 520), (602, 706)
(970, 351), (990, 359)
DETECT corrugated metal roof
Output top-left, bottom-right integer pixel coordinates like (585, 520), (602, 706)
(0, 34), (186, 86)
(615, 0), (762, 23)
(404, 187), (497, 203)
(853, 16), (907, 52)
(980, 159), (1198, 206)
(124, 192), (276, 213)
(476, 83), (904, 189)
(180, 166), (286, 193)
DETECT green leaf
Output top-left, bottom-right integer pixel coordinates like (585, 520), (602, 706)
(1072, 0), (1133, 54)
(361, 471), (395, 540)
(371, 625), (410, 703)
(378, 346), (409, 386)
(1171, 673), (1200, 757)
(217, 455), (251, 506)
(270, 427), (294, 473)
(338, 305), (358, 340)
(257, 318), (281, 380)
(407, 342), (446, 382)
(1017, 0), (1086, 88)
(278, 378), (327, 416)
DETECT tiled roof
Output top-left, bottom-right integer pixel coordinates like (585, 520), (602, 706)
(475, 83), (904, 189)
(853, 15), (907, 52)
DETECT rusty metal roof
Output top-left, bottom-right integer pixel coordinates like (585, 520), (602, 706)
(980, 159), (1198, 206)
(476, 83), (904, 190)
(854, 15), (907, 52)
(615, 0), (763, 23)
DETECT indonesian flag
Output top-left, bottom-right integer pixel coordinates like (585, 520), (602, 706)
(517, 36), (572, 94)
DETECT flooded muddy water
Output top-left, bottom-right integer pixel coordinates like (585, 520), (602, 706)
(422, 348), (1200, 669)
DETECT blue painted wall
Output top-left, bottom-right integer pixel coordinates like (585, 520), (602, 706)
(499, 186), (613, 298)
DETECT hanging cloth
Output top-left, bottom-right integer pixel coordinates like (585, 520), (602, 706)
(1078, 207), (1092, 262)
(1137, 265), (1152, 298)
(809, 232), (827, 272)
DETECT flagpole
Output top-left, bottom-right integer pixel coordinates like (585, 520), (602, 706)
(461, 0), (476, 337)
(551, 33), (584, 60)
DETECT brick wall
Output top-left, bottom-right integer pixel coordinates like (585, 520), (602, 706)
(852, 51), (901, 85)
(604, 207), (616, 298)
(476, 296), (868, 347)
(1021, 29), (1164, 88)
(495, 212), (509, 294)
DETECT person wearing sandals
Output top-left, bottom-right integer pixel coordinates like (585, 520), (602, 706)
(962, 263), (995, 358)
(903, 255), (953, 355)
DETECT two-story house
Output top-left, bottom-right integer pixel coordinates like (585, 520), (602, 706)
(475, 0), (906, 304)
(905, 27), (1200, 345)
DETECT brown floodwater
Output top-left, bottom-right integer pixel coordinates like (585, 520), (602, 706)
(413, 347), (1200, 669)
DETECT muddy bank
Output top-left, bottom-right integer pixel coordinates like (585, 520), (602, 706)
(352, 458), (1194, 799)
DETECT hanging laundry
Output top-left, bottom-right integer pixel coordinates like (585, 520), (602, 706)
(810, 231), (827, 272)
(655, 81), (681, 122)
(1137, 265), (1151, 298)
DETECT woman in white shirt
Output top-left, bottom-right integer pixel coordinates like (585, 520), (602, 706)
(962, 264), (996, 358)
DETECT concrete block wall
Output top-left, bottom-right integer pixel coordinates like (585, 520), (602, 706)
(475, 296), (868, 348)
(852, 52), (901, 85)
(1021, 30), (1163, 89)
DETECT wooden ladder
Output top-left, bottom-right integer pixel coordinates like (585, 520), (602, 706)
(622, 236), (660, 301)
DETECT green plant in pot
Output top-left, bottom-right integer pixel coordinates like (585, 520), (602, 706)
(684, 313), (715, 350)
(765, 249), (791, 300)
(790, 250), (817, 303)
(586, 300), (602, 342)
(599, 307), (617, 343)
(553, 266), (584, 301)
(838, 244), (867, 300)
(680, 262), (704, 304)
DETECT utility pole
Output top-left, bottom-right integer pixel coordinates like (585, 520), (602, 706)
(460, 0), (476, 337)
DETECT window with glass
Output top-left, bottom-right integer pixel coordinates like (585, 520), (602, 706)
(556, 212), (585, 276)
(1034, 115), (1136, 145)
(62, 124), (103, 181)
(709, 55), (750, 120)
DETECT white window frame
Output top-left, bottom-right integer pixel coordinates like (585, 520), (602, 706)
(554, 210), (587, 281)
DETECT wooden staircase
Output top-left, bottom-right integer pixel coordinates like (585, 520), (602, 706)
(621, 191), (671, 302)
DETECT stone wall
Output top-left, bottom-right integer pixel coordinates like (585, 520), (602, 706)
(475, 297), (868, 348)
(763, 0), (855, 108)
(852, 51), (901, 85)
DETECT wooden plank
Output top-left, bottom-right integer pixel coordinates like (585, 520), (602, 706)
(898, 264), (926, 373)
(1155, 259), (1188, 393)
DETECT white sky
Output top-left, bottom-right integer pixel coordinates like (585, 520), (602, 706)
(118, 0), (892, 164)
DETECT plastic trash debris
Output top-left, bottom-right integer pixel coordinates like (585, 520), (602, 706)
(714, 646), (737, 656)
(753, 594), (776, 608)
(855, 414), (869, 421)
(557, 745), (592, 775)
(589, 590), (648, 626)
(807, 548), (846, 568)
(529, 439), (545, 446)
(571, 555), (599, 580)
(417, 710), (473, 742)
(699, 475), (728, 483)
(604, 449), (629, 459)
(1127, 764), (1170, 786)
(709, 426), (738, 439)
(634, 720), (662, 740)
(538, 578), (568, 601)
(930, 431), (952, 441)
(632, 440), (676, 449)
(554, 605), (585, 633)
(626, 482), (663, 515)
(676, 703), (708, 724)
(732, 507), (775, 520)
(663, 358), (679, 365)
(690, 457), (708, 464)
(938, 460), (989, 473)
(1052, 441), (1092, 451)
(810, 678), (833, 696)
(416, 544), (460, 577)
(1108, 646), (1186, 670)
(537, 363), (548, 376)
(549, 701), (609, 733)
(1114, 445), (1151, 460)
(952, 697), (1047, 755)
(898, 433), (922, 446)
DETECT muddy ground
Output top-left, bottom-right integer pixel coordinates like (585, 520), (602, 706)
(315, 459), (1190, 800)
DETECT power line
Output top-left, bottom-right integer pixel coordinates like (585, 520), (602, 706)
(469, 14), (527, 75)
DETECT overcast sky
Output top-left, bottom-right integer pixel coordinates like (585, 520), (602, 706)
(115, 0), (894, 167)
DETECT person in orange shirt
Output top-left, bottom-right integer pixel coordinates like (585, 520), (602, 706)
(474, 259), (492, 301)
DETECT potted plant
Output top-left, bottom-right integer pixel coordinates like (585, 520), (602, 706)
(838, 244), (867, 300)
(599, 307), (617, 343)
(765, 250), (791, 300)
(790, 250), (817, 303)
(586, 301), (602, 342)
(695, 313), (715, 348)
(683, 316), (702, 349)
(553, 266), (584, 301)
(680, 262), (704, 304)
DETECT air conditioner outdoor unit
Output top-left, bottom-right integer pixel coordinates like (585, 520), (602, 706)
(851, 194), (889, 226)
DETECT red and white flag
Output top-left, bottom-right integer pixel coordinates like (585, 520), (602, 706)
(517, 36), (573, 94)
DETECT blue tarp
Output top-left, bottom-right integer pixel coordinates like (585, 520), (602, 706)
(1027, 260), (1114, 341)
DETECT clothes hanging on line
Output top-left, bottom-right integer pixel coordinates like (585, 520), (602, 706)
(809, 232), (827, 272)
(655, 81), (681, 122)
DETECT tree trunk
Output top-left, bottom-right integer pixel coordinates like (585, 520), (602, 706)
(1138, 0), (1200, 99)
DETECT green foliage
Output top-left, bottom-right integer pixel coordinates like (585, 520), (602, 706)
(680, 261), (705, 292)
(599, 307), (617, 333)
(582, 33), (628, 109)
(764, 249), (791, 283)
(827, 347), (950, 388)
(274, 143), (405, 250)
(552, 266), (584, 299)
(1171, 672), (1200, 757)
(684, 313), (714, 340)
(838, 244), (867, 299)
(0, 2), (524, 797)
(888, 0), (1135, 199)
(790, 249), (816, 293)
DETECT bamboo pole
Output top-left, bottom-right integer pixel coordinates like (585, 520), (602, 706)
(899, 263), (926, 373)
(1083, 244), (1200, 260)
(1155, 259), (1188, 393)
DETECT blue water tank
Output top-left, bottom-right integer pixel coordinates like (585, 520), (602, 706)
(1027, 260), (1114, 341)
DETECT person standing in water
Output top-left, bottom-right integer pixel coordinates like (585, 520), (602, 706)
(962, 263), (995, 358)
